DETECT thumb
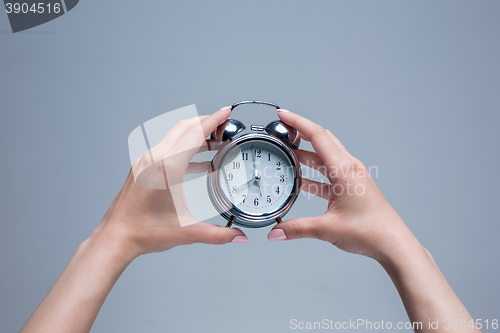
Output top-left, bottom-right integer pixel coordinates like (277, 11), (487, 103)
(267, 217), (326, 241)
(191, 223), (249, 245)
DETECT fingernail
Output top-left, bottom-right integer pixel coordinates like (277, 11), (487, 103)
(221, 106), (232, 111)
(231, 235), (249, 244)
(277, 109), (290, 113)
(268, 229), (287, 241)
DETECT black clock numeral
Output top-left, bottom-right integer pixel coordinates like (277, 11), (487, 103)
(275, 186), (280, 194)
(279, 174), (285, 183)
(276, 161), (281, 170)
(268, 153), (271, 161)
(255, 149), (261, 158)
(242, 195), (246, 203)
(254, 198), (259, 206)
(266, 195), (271, 204)
(233, 161), (240, 169)
(242, 152), (248, 160)
(228, 173), (233, 181)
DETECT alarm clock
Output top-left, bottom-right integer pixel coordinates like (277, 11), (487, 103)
(207, 101), (302, 228)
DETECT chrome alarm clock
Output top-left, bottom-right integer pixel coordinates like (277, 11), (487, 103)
(207, 101), (301, 228)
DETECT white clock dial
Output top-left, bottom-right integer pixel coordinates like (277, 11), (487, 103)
(218, 139), (295, 215)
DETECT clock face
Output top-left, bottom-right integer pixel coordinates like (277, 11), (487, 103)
(218, 139), (296, 216)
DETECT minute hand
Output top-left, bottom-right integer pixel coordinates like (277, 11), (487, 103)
(251, 147), (263, 197)
(237, 178), (255, 192)
(251, 147), (258, 175)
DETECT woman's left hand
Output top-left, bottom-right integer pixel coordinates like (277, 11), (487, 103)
(94, 106), (249, 259)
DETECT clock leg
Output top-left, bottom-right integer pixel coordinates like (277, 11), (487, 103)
(225, 215), (235, 228)
(275, 217), (282, 224)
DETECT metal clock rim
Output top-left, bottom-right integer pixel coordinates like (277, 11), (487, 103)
(207, 133), (301, 228)
(218, 137), (295, 217)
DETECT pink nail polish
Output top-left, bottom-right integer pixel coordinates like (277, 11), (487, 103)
(277, 109), (290, 113)
(268, 229), (287, 241)
(231, 235), (249, 244)
(220, 106), (232, 111)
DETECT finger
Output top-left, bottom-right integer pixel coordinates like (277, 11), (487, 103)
(325, 130), (365, 167)
(158, 105), (230, 159)
(160, 107), (231, 171)
(186, 222), (249, 245)
(296, 149), (328, 178)
(199, 139), (221, 153)
(301, 178), (331, 200)
(155, 139), (218, 178)
(165, 106), (231, 161)
(136, 112), (216, 176)
(294, 130), (306, 143)
(325, 129), (347, 153)
(287, 128), (352, 169)
(267, 216), (329, 241)
(277, 110), (350, 168)
(324, 130), (360, 164)
(149, 115), (211, 163)
(199, 106), (232, 138)
(158, 115), (211, 152)
(186, 161), (211, 174)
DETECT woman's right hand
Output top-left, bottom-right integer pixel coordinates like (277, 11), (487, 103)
(269, 110), (480, 333)
(267, 110), (418, 262)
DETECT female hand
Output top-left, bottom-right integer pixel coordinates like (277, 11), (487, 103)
(267, 110), (413, 262)
(20, 107), (249, 333)
(267, 110), (480, 333)
(95, 106), (249, 259)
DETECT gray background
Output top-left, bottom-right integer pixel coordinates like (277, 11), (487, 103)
(1, 1), (499, 332)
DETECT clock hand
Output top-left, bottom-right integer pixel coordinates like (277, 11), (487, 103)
(236, 177), (255, 192)
(251, 147), (263, 197)
(236, 174), (263, 196)
(251, 147), (258, 177)
(255, 172), (263, 197)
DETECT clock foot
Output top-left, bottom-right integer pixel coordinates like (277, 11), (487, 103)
(275, 217), (282, 224)
(225, 215), (235, 228)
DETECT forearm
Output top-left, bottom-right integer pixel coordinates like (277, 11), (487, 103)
(378, 228), (479, 332)
(20, 226), (138, 333)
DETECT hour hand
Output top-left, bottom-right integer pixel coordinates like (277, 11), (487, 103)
(256, 175), (262, 197)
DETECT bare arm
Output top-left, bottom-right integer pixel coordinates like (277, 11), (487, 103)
(20, 226), (136, 333)
(381, 234), (476, 331)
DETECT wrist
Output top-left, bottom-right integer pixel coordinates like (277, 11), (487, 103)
(367, 207), (426, 267)
(375, 226), (430, 278)
(86, 221), (143, 266)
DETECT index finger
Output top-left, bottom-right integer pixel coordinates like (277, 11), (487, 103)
(200, 106), (232, 138)
(277, 110), (350, 168)
(163, 106), (232, 162)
